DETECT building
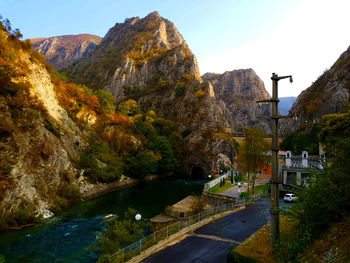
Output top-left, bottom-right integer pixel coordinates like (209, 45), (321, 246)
(281, 151), (325, 189)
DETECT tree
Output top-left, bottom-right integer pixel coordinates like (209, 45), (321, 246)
(238, 128), (270, 194)
(94, 208), (151, 259)
(124, 151), (157, 178)
(94, 89), (116, 114)
(117, 99), (140, 116)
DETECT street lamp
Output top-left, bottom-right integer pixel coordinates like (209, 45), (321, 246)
(135, 214), (141, 221)
(256, 72), (292, 249)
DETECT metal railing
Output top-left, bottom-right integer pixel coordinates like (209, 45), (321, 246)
(110, 199), (245, 262)
(203, 171), (231, 190)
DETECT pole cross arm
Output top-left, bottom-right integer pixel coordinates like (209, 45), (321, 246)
(256, 99), (280, 104)
(272, 115), (292, 119)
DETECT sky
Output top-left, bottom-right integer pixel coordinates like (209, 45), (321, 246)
(1, 0), (350, 97)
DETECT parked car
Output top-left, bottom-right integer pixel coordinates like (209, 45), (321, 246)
(283, 193), (298, 202)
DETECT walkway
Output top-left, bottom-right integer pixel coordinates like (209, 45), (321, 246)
(218, 178), (270, 198)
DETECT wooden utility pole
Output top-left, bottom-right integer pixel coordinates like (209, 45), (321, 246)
(257, 72), (293, 249)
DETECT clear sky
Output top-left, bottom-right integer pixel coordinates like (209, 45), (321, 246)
(1, 0), (350, 97)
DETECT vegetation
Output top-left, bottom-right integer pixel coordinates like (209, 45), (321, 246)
(190, 198), (206, 214)
(237, 128), (270, 194)
(94, 208), (151, 261)
(209, 180), (235, 193)
(0, 202), (42, 231)
(280, 124), (320, 155)
(227, 250), (257, 263)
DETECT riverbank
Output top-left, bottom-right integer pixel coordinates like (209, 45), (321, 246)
(0, 179), (205, 263)
(81, 174), (173, 200)
(0, 174), (174, 234)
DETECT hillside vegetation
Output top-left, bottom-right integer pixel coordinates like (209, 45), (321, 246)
(0, 17), (182, 230)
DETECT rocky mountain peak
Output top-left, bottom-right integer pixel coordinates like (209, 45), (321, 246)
(203, 69), (271, 133)
(30, 34), (101, 69)
(66, 12), (200, 93)
(63, 12), (235, 174)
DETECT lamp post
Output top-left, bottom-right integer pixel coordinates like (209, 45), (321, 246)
(257, 72), (292, 249)
(135, 214), (141, 221)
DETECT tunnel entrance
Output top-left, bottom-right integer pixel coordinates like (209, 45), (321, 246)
(190, 166), (204, 179)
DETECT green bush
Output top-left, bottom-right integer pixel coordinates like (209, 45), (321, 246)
(44, 121), (60, 138)
(124, 151), (157, 178)
(0, 165), (12, 174)
(227, 250), (257, 263)
(175, 82), (186, 97)
(181, 129), (192, 138)
(94, 208), (151, 258)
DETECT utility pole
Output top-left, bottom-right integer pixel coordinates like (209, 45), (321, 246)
(257, 72), (292, 249)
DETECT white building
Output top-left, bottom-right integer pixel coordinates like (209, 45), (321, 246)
(281, 151), (325, 188)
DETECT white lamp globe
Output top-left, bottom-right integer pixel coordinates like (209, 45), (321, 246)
(135, 214), (141, 221)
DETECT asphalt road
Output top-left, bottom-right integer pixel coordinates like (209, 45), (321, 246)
(142, 198), (288, 263)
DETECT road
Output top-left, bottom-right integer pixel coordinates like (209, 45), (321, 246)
(142, 198), (289, 263)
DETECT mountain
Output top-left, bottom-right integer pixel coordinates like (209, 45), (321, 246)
(1, 24), (94, 222)
(285, 45), (350, 130)
(202, 69), (272, 133)
(64, 11), (237, 175)
(279, 97), (296, 115)
(2, 16), (213, 226)
(30, 34), (102, 69)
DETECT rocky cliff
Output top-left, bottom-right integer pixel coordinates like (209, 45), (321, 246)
(0, 27), (94, 221)
(202, 69), (271, 133)
(30, 34), (101, 69)
(65, 12), (237, 175)
(283, 45), (350, 131)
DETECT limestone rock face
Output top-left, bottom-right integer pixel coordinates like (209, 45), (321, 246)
(0, 33), (94, 218)
(30, 34), (101, 69)
(65, 11), (236, 174)
(203, 69), (271, 133)
(282, 45), (350, 132)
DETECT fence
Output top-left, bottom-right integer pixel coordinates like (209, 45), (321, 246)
(110, 199), (245, 262)
(203, 171), (231, 190)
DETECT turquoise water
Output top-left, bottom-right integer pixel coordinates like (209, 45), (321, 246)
(0, 178), (204, 262)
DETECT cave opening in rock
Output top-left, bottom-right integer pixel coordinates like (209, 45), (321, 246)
(191, 166), (204, 179)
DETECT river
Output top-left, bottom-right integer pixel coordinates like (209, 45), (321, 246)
(0, 178), (205, 262)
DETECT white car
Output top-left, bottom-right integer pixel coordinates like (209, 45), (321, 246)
(283, 193), (298, 202)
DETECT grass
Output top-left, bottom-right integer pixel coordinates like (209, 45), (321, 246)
(233, 215), (298, 263)
(209, 181), (236, 193)
(239, 184), (270, 200)
(254, 184), (270, 196)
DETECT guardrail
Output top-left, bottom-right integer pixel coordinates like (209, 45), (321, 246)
(110, 199), (245, 262)
(203, 171), (231, 190)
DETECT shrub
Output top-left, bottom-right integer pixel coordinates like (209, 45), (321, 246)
(44, 121), (60, 138)
(190, 198), (205, 214)
(175, 82), (186, 97)
(95, 208), (151, 258)
(227, 251), (257, 263)
(0, 165), (12, 174)
(181, 129), (192, 138)
(124, 151), (157, 178)
(194, 89), (206, 98)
